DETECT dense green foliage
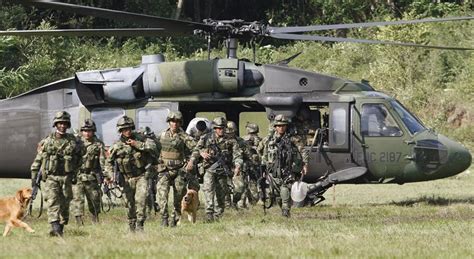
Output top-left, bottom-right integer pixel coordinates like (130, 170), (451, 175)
(0, 0), (472, 146)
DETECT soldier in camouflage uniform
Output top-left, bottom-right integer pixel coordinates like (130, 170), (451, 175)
(71, 119), (106, 225)
(241, 123), (262, 206)
(30, 111), (81, 236)
(156, 111), (197, 227)
(105, 116), (156, 232)
(225, 121), (253, 209)
(293, 106), (318, 146)
(189, 117), (242, 222)
(261, 114), (309, 217)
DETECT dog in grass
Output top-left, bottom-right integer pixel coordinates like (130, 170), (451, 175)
(178, 188), (199, 225)
(0, 188), (35, 236)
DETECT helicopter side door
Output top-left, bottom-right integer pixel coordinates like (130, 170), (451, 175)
(354, 100), (412, 181)
(306, 102), (357, 182)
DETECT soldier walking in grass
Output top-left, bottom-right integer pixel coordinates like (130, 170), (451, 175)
(189, 117), (242, 222)
(261, 114), (308, 217)
(71, 119), (106, 225)
(156, 111), (198, 227)
(241, 122), (262, 206)
(30, 111), (81, 237)
(105, 116), (156, 232)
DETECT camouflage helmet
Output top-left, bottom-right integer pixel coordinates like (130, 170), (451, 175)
(245, 122), (259, 134)
(166, 111), (183, 122)
(225, 121), (237, 134)
(116, 115), (135, 131)
(273, 114), (289, 126)
(80, 119), (96, 132)
(212, 116), (227, 128)
(52, 111), (71, 127)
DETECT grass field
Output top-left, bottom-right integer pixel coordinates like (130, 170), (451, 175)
(0, 167), (472, 258)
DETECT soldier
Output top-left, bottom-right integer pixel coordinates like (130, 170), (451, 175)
(188, 116), (242, 222)
(105, 115), (156, 232)
(71, 119), (106, 225)
(30, 111), (80, 236)
(241, 122), (262, 206)
(156, 111), (197, 227)
(293, 106), (318, 145)
(225, 121), (253, 209)
(188, 120), (210, 179)
(261, 114), (309, 217)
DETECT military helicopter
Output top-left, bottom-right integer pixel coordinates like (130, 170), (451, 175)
(0, 1), (472, 203)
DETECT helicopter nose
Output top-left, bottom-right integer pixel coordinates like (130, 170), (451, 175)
(439, 135), (472, 178)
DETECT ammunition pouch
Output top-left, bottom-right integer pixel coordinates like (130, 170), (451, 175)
(160, 151), (182, 160)
(63, 155), (73, 173)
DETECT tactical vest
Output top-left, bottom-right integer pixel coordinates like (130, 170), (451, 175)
(40, 133), (78, 175)
(80, 136), (103, 173)
(112, 133), (148, 177)
(265, 133), (302, 179)
(159, 129), (188, 168)
(202, 133), (234, 169)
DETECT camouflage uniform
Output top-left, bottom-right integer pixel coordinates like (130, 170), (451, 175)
(191, 117), (242, 221)
(293, 107), (318, 146)
(241, 123), (262, 206)
(226, 121), (253, 209)
(106, 116), (156, 232)
(156, 111), (197, 227)
(188, 120), (210, 179)
(71, 119), (106, 225)
(30, 111), (80, 236)
(262, 114), (308, 217)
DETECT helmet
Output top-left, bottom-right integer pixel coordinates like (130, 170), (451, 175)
(52, 111), (71, 127)
(226, 121), (237, 134)
(245, 122), (259, 134)
(116, 115), (135, 131)
(166, 111), (183, 122)
(80, 119), (96, 132)
(196, 120), (207, 132)
(212, 116), (227, 128)
(273, 114), (289, 126)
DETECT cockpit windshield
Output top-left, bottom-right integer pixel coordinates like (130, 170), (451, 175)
(391, 101), (425, 135)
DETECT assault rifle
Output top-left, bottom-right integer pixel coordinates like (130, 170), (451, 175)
(29, 161), (46, 218)
(113, 161), (125, 187)
(258, 164), (273, 215)
(208, 143), (232, 176)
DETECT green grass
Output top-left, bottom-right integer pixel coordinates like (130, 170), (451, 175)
(0, 167), (472, 258)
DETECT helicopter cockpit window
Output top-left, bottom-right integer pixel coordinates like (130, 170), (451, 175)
(136, 108), (170, 134)
(391, 101), (425, 135)
(91, 108), (125, 146)
(361, 104), (402, 137)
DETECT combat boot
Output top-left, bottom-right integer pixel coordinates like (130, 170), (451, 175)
(205, 213), (214, 223)
(49, 221), (62, 237)
(129, 221), (136, 232)
(75, 216), (84, 226)
(161, 218), (169, 227)
(282, 209), (291, 218)
(136, 221), (144, 232)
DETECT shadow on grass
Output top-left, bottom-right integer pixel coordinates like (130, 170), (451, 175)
(389, 196), (474, 206)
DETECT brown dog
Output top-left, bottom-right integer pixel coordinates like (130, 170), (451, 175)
(0, 188), (35, 236)
(179, 189), (199, 225)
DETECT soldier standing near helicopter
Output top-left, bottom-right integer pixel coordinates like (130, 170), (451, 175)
(241, 122), (262, 206)
(30, 111), (81, 237)
(188, 117), (242, 222)
(71, 119), (106, 225)
(262, 114), (308, 217)
(105, 116), (156, 232)
(156, 111), (198, 227)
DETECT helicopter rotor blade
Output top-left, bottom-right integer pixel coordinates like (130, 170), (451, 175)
(270, 33), (474, 51)
(269, 16), (474, 34)
(23, 0), (211, 34)
(0, 28), (169, 37)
